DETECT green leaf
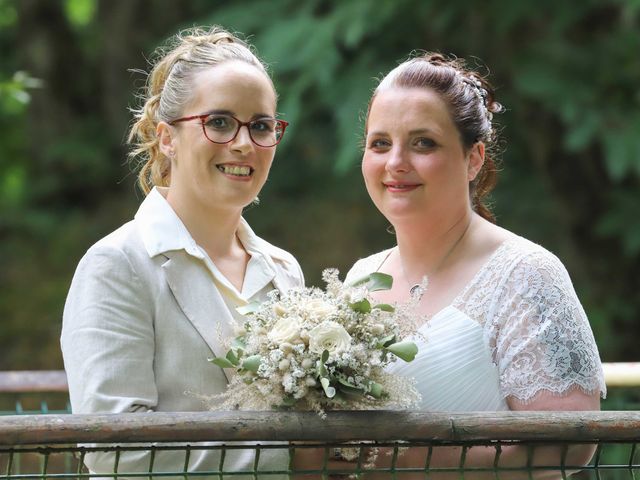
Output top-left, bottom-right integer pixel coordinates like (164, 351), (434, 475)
(236, 302), (261, 315)
(320, 377), (336, 398)
(350, 298), (371, 313)
(231, 336), (246, 351)
(386, 341), (418, 362)
(337, 376), (359, 389)
(210, 357), (236, 369)
(336, 377), (364, 396)
(226, 350), (239, 366)
(317, 359), (328, 378)
(347, 272), (393, 292)
(321, 350), (330, 363)
(378, 334), (396, 349)
(367, 381), (384, 399)
(337, 384), (364, 398)
(241, 355), (262, 373)
(373, 303), (395, 312)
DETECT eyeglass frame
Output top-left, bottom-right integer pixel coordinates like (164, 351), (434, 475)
(167, 113), (289, 147)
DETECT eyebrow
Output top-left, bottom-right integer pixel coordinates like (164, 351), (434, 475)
(204, 109), (275, 120)
(367, 127), (441, 137)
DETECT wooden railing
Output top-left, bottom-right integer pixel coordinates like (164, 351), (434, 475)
(0, 411), (639, 479)
(0, 410), (639, 445)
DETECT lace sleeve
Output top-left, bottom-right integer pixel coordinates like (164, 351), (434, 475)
(491, 249), (606, 403)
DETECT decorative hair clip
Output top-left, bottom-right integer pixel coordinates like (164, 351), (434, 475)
(461, 76), (492, 121)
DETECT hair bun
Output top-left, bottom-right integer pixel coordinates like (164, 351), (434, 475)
(181, 27), (239, 47)
(425, 53), (448, 65)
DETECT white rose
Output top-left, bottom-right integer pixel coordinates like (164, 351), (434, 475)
(268, 317), (301, 345)
(272, 303), (288, 317)
(370, 324), (385, 335)
(308, 321), (352, 355)
(304, 299), (337, 320)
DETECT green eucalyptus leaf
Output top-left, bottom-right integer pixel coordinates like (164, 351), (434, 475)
(376, 334), (396, 349)
(348, 272), (393, 292)
(210, 357), (236, 369)
(316, 359), (328, 378)
(337, 384), (364, 397)
(320, 377), (336, 398)
(226, 349), (239, 366)
(321, 349), (330, 363)
(231, 337), (247, 350)
(241, 355), (262, 372)
(373, 303), (395, 312)
(386, 341), (418, 362)
(337, 376), (359, 389)
(350, 298), (371, 313)
(367, 381), (384, 399)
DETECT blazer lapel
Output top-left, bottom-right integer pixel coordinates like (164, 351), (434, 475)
(160, 251), (236, 369)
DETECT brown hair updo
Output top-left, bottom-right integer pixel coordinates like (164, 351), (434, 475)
(366, 53), (504, 222)
(128, 26), (273, 195)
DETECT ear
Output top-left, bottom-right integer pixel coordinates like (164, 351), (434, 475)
(467, 142), (485, 181)
(156, 121), (176, 159)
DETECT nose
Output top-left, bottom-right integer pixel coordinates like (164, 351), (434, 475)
(385, 145), (410, 173)
(230, 125), (254, 154)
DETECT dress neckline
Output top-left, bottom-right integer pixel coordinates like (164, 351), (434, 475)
(377, 237), (518, 323)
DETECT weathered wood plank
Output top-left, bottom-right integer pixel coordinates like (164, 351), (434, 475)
(0, 411), (639, 446)
(0, 370), (68, 393)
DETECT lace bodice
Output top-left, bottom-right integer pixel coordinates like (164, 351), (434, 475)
(345, 236), (607, 404)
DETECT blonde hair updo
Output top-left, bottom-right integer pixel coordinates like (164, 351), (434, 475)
(128, 26), (272, 195)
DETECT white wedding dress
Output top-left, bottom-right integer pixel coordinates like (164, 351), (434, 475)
(345, 236), (606, 411)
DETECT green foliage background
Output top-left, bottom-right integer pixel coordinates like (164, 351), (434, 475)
(1, 0), (639, 372)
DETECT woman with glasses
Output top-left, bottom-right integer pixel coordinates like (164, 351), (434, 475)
(61, 26), (302, 478)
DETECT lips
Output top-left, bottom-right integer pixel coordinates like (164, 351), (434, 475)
(216, 164), (254, 177)
(383, 181), (421, 192)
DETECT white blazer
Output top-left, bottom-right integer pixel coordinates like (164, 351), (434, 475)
(61, 188), (304, 478)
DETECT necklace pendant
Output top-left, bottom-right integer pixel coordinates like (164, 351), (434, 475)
(409, 284), (422, 297)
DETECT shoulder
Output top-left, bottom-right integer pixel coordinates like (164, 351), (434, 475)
(501, 236), (573, 294)
(75, 220), (149, 279)
(344, 248), (394, 285)
(488, 235), (582, 321)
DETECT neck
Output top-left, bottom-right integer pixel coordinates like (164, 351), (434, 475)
(166, 189), (244, 258)
(393, 208), (475, 285)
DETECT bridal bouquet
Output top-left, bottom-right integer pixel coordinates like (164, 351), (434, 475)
(209, 269), (422, 414)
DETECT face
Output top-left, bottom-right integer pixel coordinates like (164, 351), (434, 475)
(158, 60), (278, 212)
(362, 87), (484, 225)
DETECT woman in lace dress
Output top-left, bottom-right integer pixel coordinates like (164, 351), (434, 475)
(344, 53), (606, 476)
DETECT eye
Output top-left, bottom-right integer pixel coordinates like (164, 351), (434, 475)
(414, 137), (437, 149)
(367, 137), (391, 150)
(250, 119), (275, 133)
(204, 115), (234, 130)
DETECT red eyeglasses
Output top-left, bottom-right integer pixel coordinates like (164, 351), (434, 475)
(169, 113), (289, 147)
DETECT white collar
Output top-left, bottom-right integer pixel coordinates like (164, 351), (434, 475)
(134, 187), (288, 266)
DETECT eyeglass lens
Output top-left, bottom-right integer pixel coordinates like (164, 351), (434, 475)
(203, 114), (284, 147)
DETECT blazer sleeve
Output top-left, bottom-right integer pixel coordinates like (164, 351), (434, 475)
(61, 244), (157, 415)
